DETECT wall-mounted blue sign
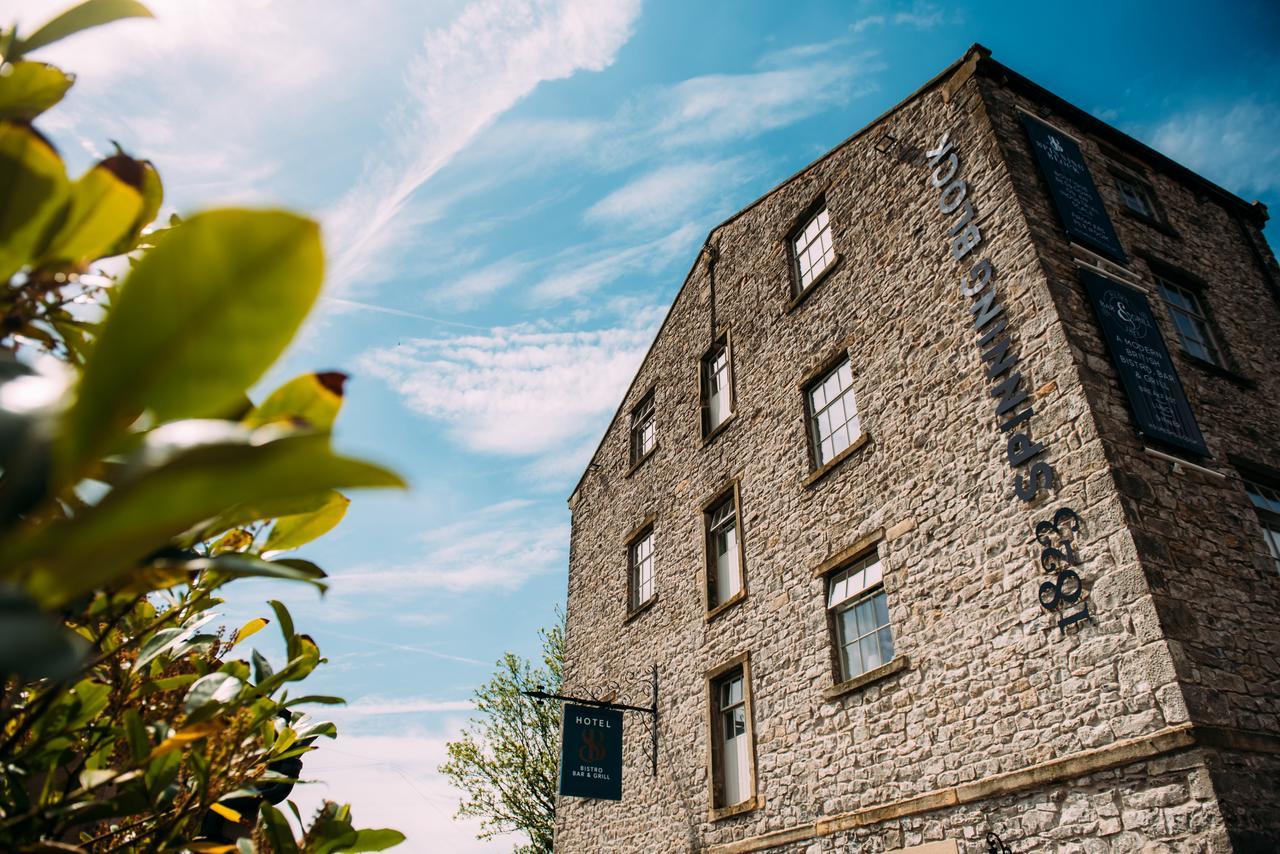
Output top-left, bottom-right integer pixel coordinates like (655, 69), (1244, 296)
(1022, 114), (1127, 263)
(1080, 269), (1208, 457)
(559, 703), (623, 801)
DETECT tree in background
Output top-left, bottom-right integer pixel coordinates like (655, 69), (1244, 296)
(441, 618), (564, 853)
(0, 1), (405, 850)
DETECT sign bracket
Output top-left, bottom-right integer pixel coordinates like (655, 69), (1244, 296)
(524, 664), (658, 777)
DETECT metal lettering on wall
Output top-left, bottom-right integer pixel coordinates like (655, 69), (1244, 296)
(1079, 269), (1208, 457)
(1021, 113), (1127, 263)
(924, 128), (1091, 634)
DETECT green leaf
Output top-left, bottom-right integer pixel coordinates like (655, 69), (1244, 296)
(244, 371), (346, 431)
(66, 678), (109, 728)
(269, 599), (296, 652)
(231, 616), (269, 647)
(0, 120), (69, 280)
(0, 584), (87, 680)
(133, 626), (182, 669)
(182, 672), (241, 716)
(14, 0), (154, 57)
(271, 726), (297, 757)
(258, 803), (300, 854)
(263, 490), (349, 556)
(190, 554), (328, 591)
(201, 489), (338, 542)
(8, 431), (402, 606)
(38, 159), (143, 264)
(0, 62), (75, 121)
(348, 829), (407, 851)
(144, 745), (181, 798)
(122, 707), (149, 762)
(294, 719), (337, 740)
(102, 151), (162, 256)
(61, 209), (325, 474)
(250, 648), (274, 685)
(285, 695), (345, 706)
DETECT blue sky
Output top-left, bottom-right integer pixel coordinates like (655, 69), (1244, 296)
(15, 0), (1280, 848)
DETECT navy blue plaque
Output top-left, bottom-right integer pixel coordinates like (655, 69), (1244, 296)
(1022, 114), (1127, 263)
(558, 703), (623, 800)
(1080, 270), (1208, 457)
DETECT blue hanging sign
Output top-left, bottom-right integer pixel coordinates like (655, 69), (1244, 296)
(558, 703), (623, 801)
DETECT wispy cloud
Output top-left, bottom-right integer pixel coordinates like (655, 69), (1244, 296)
(584, 159), (755, 231)
(356, 319), (660, 456)
(529, 223), (702, 302)
(335, 696), (476, 717)
(330, 499), (568, 595)
(324, 0), (642, 294)
(14, 0), (377, 203)
(1147, 96), (1280, 196)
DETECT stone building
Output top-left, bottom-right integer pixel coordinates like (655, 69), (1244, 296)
(557, 44), (1280, 853)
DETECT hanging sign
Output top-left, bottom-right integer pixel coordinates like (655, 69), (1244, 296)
(1080, 269), (1208, 457)
(558, 703), (623, 800)
(1021, 114), (1127, 263)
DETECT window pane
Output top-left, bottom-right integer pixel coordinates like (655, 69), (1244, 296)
(841, 637), (862, 681)
(794, 206), (834, 291)
(810, 358), (860, 465)
(860, 634), (883, 671)
(878, 626), (895, 664)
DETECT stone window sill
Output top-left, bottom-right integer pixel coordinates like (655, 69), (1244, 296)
(702, 412), (737, 448)
(803, 432), (871, 489)
(823, 655), (909, 701)
(626, 445), (658, 478)
(709, 793), (764, 823)
(624, 595), (657, 625)
(705, 590), (746, 623)
(1177, 351), (1256, 390)
(785, 254), (844, 314)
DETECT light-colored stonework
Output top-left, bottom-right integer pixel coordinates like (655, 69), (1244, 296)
(558, 45), (1280, 853)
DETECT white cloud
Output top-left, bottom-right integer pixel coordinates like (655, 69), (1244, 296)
(852, 14), (886, 32)
(335, 696), (476, 717)
(1147, 97), (1280, 196)
(12, 1), (380, 203)
(355, 320), (659, 455)
(643, 58), (882, 150)
(324, 0), (642, 294)
(892, 3), (946, 29)
(332, 503), (569, 594)
(431, 258), (536, 309)
(584, 159), (753, 230)
(293, 731), (516, 852)
(529, 222), (701, 302)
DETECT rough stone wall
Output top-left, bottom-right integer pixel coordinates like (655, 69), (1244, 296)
(978, 67), (1280, 847)
(811, 749), (1229, 853)
(557, 54), (1210, 852)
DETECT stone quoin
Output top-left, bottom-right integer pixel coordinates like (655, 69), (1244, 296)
(557, 44), (1280, 853)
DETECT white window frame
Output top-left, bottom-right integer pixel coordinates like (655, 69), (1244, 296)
(1155, 276), (1224, 367)
(629, 390), (656, 464)
(705, 654), (756, 816)
(791, 204), (835, 293)
(1114, 175), (1158, 220)
(628, 528), (655, 611)
(807, 357), (861, 467)
(827, 552), (894, 682)
(705, 487), (744, 611)
(701, 337), (734, 437)
(1244, 477), (1280, 574)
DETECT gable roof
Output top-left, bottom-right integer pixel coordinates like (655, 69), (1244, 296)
(568, 43), (1269, 504)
